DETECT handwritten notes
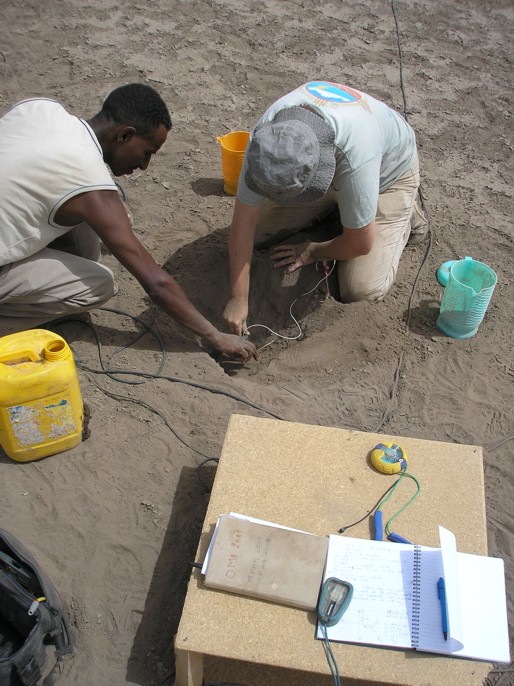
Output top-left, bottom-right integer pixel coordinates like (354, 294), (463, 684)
(320, 535), (422, 648)
(317, 531), (510, 663)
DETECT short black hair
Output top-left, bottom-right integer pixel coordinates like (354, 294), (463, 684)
(101, 83), (172, 136)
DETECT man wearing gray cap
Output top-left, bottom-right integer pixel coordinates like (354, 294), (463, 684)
(223, 81), (427, 337)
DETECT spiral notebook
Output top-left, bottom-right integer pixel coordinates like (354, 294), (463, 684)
(317, 527), (510, 663)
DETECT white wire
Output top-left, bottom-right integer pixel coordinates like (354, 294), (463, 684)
(247, 260), (336, 351)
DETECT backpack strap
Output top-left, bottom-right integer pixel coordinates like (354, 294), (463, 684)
(53, 613), (74, 659)
(13, 654), (42, 686)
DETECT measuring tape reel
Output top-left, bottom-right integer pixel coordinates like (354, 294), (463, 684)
(370, 442), (407, 475)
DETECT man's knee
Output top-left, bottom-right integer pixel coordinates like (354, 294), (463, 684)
(74, 264), (117, 307)
(89, 274), (117, 304)
(338, 271), (394, 303)
(90, 279), (117, 306)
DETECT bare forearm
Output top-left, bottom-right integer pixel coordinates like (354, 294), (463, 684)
(228, 200), (260, 300)
(270, 222), (375, 274)
(228, 229), (252, 300)
(309, 234), (360, 261)
(145, 273), (258, 361)
(146, 277), (221, 345)
(310, 222), (376, 261)
(59, 191), (258, 360)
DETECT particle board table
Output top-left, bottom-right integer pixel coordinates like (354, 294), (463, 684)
(174, 414), (491, 686)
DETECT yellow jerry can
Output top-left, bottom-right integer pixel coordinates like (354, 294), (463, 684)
(0, 329), (85, 462)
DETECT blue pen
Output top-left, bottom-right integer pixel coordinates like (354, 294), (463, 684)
(437, 576), (448, 640)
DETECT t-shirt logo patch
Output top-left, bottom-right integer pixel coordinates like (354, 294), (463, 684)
(305, 81), (370, 112)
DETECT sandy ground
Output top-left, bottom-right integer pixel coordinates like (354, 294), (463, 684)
(0, 1), (512, 684)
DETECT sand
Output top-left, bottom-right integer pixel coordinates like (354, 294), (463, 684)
(0, 1), (512, 684)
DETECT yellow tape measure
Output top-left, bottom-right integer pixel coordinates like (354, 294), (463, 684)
(370, 442), (407, 474)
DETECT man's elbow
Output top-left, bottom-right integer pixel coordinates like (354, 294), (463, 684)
(342, 222), (376, 258)
(354, 241), (373, 257)
(141, 270), (178, 302)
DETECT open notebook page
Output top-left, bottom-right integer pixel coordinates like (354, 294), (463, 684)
(318, 535), (425, 649)
(318, 530), (510, 663)
(417, 550), (510, 662)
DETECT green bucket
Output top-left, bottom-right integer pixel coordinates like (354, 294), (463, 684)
(436, 256), (497, 339)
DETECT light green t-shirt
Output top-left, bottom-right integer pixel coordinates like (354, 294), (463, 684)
(237, 81), (417, 228)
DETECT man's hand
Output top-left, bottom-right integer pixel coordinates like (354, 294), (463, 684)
(210, 331), (258, 362)
(223, 297), (249, 336)
(270, 241), (315, 274)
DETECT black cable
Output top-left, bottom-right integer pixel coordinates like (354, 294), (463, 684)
(100, 305), (165, 365)
(80, 364), (285, 420)
(405, 221), (433, 333)
(55, 312), (223, 463)
(391, 0), (433, 334)
(487, 435), (514, 452)
(64, 312), (285, 419)
(391, 0), (409, 121)
(197, 456), (220, 490)
(338, 478), (399, 533)
(55, 309), (285, 483)
(52, 309), (166, 385)
(88, 378), (217, 461)
(375, 352), (403, 432)
(84, 308), (167, 385)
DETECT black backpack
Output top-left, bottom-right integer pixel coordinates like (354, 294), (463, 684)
(0, 530), (73, 686)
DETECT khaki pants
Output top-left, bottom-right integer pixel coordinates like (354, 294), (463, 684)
(0, 224), (116, 335)
(254, 156), (421, 302)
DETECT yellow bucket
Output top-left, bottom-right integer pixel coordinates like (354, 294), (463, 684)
(216, 130), (250, 196)
(0, 329), (85, 462)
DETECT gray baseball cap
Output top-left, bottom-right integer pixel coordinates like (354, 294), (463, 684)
(245, 106), (336, 205)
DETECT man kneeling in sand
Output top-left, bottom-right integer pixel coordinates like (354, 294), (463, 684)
(0, 83), (256, 362)
(223, 80), (427, 337)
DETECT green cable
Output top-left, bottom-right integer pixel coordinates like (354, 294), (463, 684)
(375, 470), (421, 537)
(321, 624), (341, 686)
